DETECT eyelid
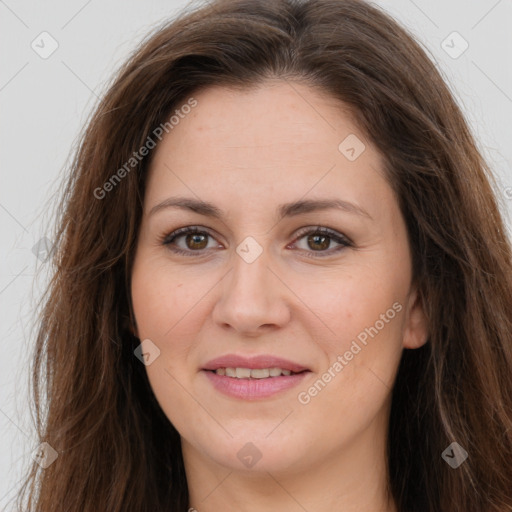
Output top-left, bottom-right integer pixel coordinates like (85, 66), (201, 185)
(161, 225), (353, 257)
(160, 226), (221, 255)
(292, 225), (353, 246)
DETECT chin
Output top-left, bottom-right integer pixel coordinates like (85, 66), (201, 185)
(194, 432), (309, 474)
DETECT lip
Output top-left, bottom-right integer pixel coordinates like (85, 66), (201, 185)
(203, 370), (310, 400)
(202, 354), (310, 373)
(201, 354), (311, 400)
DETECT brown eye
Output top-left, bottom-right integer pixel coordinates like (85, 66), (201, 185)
(306, 233), (330, 251)
(162, 227), (220, 256)
(162, 225), (352, 258)
(291, 227), (352, 258)
(184, 232), (209, 250)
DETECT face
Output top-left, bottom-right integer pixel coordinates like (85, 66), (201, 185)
(130, 80), (428, 477)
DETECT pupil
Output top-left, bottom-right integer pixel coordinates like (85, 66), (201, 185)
(188, 233), (207, 249)
(309, 234), (329, 250)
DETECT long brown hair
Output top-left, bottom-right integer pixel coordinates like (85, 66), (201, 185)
(17, 0), (512, 510)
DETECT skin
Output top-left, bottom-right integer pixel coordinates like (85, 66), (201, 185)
(130, 79), (428, 512)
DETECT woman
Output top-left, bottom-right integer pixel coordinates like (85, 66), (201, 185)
(17, 0), (512, 510)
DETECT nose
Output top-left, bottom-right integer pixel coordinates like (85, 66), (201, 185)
(211, 245), (291, 336)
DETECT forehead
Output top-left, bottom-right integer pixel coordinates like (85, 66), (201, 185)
(144, 81), (394, 224)
(160, 81), (363, 156)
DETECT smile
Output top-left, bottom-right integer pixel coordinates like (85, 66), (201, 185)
(211, 367), (299, 378)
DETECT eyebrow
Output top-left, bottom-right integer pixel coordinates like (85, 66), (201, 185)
(149, 196), (372, 221)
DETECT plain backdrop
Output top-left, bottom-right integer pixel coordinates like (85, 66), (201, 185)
(1, 0), (511, 509)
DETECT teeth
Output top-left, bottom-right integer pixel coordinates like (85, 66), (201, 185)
(225, 368), (236, 377)
(235, 367), (251, 378)
(269, 367), (281, 377)
(214, 367), (297, 378)
(250, 368), (269, 379)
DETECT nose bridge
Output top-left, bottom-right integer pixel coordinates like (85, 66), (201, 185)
(212, 236), (290, 332)
(229, 237), (273, 301)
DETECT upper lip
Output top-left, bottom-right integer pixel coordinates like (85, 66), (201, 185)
(202, 354), (310, 373)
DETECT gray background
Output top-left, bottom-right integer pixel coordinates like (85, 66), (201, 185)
(1, 0), (511, 508)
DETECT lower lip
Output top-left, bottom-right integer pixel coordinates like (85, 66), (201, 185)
(203, 370), (310, 399)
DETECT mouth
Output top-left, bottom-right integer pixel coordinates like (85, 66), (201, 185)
(201, 355), (312, 399)
(205, 367), (307, 378)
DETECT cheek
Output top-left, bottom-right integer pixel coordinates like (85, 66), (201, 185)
(300, 262), (404, 352)
(130, 258), (203, 428)
(131, 254), (199, 340)
(294, 261), (406, 419)
(130, 254), (222, 389)
(295, 272), (404, 437)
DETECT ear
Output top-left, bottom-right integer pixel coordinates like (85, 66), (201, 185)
(402, 284), (428, 349)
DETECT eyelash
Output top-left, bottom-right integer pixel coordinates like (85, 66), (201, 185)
(160, 225), (353, 258)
